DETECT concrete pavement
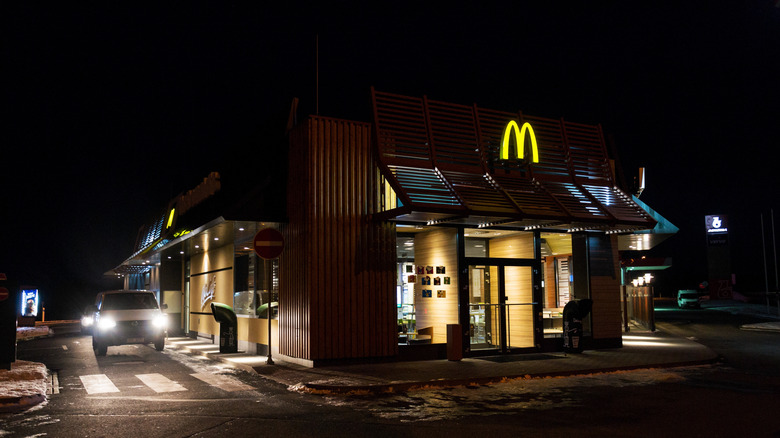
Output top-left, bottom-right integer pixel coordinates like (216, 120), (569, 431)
(168, 325), (721, 395)
(4, 301), (779, 413)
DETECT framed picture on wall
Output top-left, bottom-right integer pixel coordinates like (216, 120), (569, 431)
(422, 289), (432, 298)
(407, 275), (416, 283)
(426, 266), (434, 274)
(433, 277), (441, 285)
(436, 266), (445, 274)
(444, 277), (450, 285)
(405, 265), (413, 273)
(417, 265), (425, 275)
(422, 276), (431, 285)
(437, 290), (446, 298)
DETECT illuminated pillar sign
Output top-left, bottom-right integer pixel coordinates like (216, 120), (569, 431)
(705, 215), (728, 246)
(500, 120), (540, 163)
(21, 289), (38, 317)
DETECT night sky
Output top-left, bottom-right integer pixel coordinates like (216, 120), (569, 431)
(5, 2), (780, 319)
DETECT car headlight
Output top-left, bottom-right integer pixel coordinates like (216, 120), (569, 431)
(152, 314), (168, 329)
(97, 316), (116, 330)
(81, 316), (94, 327)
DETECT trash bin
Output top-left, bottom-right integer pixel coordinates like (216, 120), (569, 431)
(210, 302), (238, 353)
(563, 299), (593, 354)
(446, 324), (462, 361)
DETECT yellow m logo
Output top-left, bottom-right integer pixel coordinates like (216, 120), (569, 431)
(500, 121), (539, 163)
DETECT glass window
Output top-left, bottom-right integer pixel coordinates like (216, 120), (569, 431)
(464, 229), (535, 259)
(540, 233), (573, 337)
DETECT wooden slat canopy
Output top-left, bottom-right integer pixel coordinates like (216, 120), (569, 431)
(371, 88), (654, 232)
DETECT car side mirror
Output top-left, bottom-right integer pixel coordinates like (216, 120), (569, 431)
(161, 303), (168, 310)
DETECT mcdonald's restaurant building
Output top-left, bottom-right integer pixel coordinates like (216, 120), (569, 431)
(110, 89), (669, 366)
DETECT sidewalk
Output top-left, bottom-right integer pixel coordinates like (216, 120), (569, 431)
(167, 326), (720, 395)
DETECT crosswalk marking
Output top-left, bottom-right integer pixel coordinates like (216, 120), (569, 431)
(80, 374), (120, 394)
(77, 373), (253, 394)
(136, 373), (187, 393)
(190, 373), (253, 392)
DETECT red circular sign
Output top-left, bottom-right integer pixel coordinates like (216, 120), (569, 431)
(0, 287), (8, 302)
(253, 228), (284, 260)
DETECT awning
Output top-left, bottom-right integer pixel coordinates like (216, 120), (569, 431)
(617, 196), (679, 251)
(371, 89), (655, 233)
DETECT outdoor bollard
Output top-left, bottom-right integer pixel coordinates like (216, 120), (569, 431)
(210, 302), (238, 354)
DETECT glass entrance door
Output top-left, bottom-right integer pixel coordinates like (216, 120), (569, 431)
(468, 265), (535, 352)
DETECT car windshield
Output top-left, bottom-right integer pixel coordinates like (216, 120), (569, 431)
(680, 293), (697, 299)
(102, 293), (159, 310)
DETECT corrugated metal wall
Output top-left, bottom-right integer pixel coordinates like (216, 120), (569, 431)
(281, 116), (397, 362)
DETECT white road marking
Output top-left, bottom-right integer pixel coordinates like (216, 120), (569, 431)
(190, 373), (253, 392)
(136, 373), (187, 393)
(62, 345), (68, 350)
(80, 374), (120, 394)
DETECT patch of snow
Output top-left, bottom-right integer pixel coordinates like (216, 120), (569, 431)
(0, 360), (48, 401)
(15, 326), (50, 341)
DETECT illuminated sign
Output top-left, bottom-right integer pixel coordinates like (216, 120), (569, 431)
(166, 208), (175, 229)
(173, 229), (191, 238)
(705, 215), (728, 234)
(500, 120), (539, 163)
(21, 289), (38, 317)
(705, 215), (729, 246)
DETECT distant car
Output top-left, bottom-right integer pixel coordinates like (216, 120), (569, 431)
(677, 290), (701, 309)
(91, 290), (168, 356)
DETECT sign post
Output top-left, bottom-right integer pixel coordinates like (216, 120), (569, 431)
(253, 228), (284, 365)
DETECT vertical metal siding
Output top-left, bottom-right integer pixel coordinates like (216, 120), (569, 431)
(282, 116), (396, 362)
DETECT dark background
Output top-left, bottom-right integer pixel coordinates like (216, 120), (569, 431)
(4, 2), (779, 319)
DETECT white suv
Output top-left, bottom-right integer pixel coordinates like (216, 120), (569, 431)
(90, 290), (168, 356)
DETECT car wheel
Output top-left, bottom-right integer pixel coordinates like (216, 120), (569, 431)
(154, 338), (165, 351)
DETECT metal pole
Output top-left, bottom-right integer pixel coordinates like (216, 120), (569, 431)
(772, 209), (778, 290)
(762, 214), (770, 314)
(773, 209), (779, 315)
(265, 258), (274, 365)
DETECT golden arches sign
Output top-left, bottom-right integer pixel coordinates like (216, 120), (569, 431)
(500, 120), (539, 163)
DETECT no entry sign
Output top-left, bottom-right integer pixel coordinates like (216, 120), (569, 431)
(253, 228), (284, 260)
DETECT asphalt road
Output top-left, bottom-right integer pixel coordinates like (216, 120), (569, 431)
(2, 305), (779, 437)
